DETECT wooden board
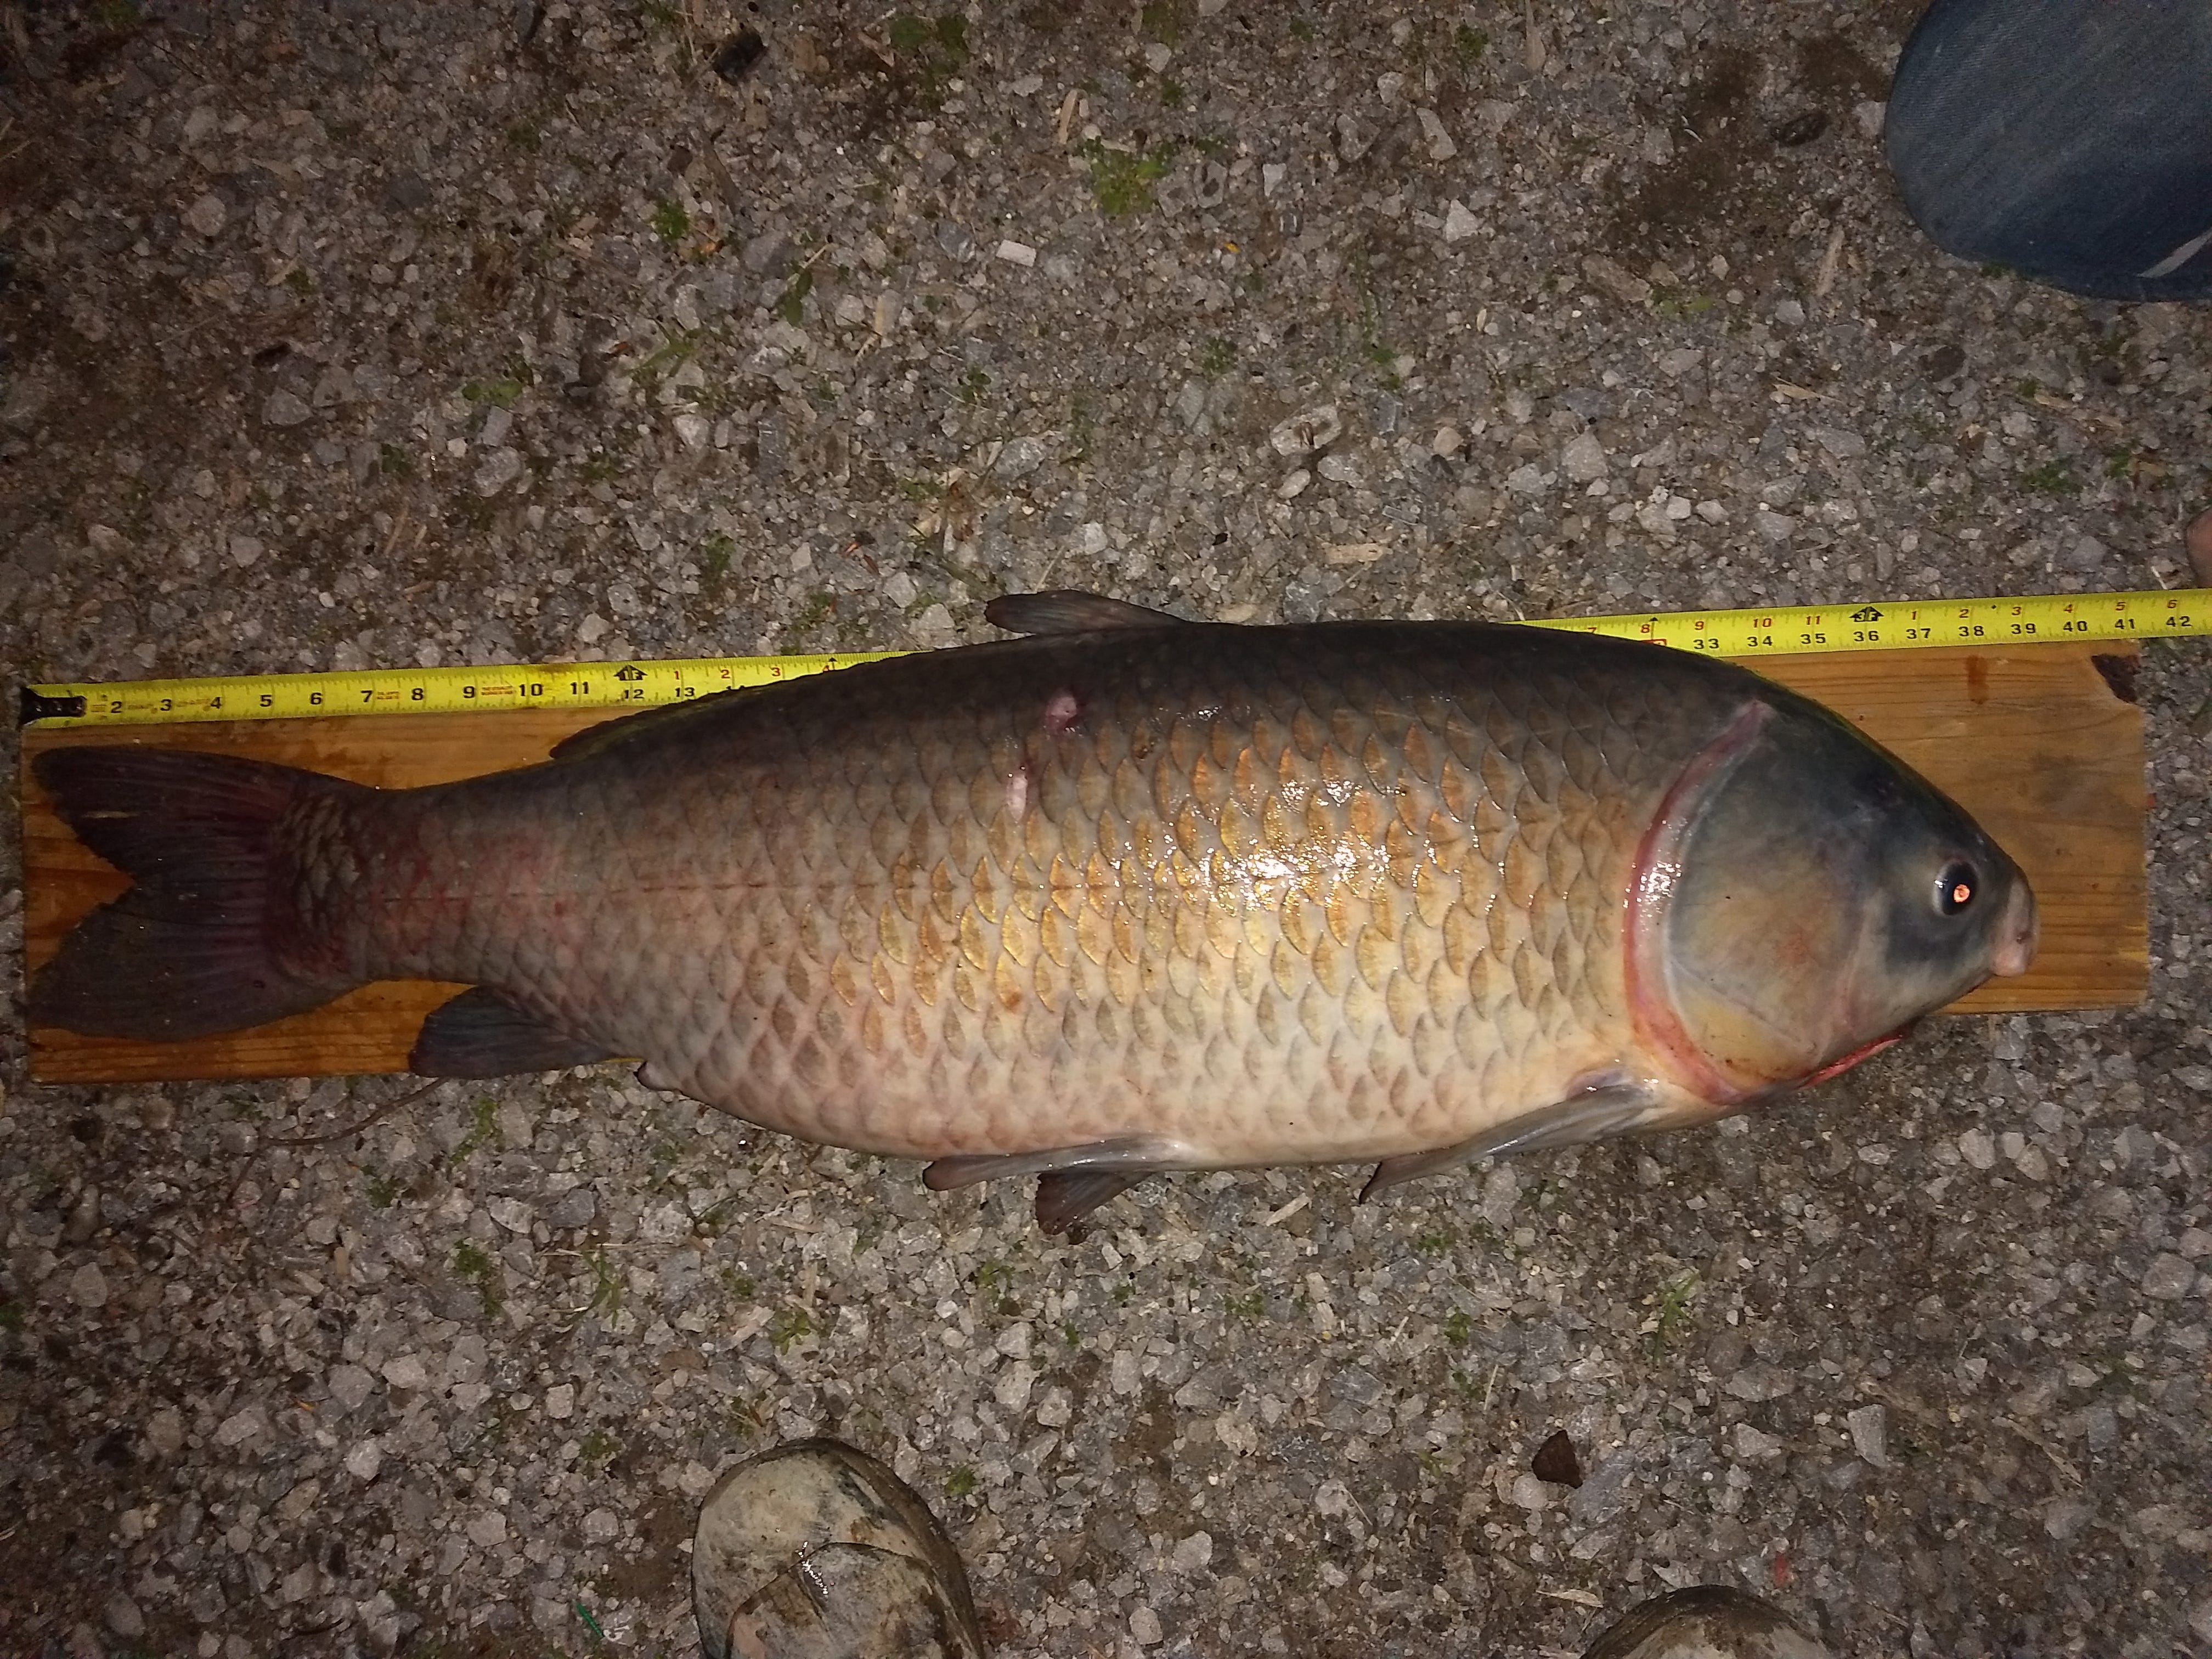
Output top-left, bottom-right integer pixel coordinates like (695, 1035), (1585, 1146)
(20, 641), (2148, 1085)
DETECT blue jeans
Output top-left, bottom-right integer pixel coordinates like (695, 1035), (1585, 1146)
(1887, 0), (2212, 302)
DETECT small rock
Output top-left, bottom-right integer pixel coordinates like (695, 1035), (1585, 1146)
(104, 1594), (144, 1640)
(230, 533), (264, 568)
(1317, 454), (1362, 485)
(1732, 1423), (1784, 1460)
(1581, 254), (1651, 304)
(546, 1185), (596, 1229)
(995, 239), (1037, 267)
(68, 1264), (108, 1308)
(1276, 468), (1312, 500)
(994, 1362), (1037, 1412)
(467, 1510), (507, 1548)
(184, 192), (228, 237)
(935, 221), (973, 261)
(1268, 403), (1342, 458)
(262, 390), (313, 427)
(1855, 100), (1888, 138)
(1504, 462), (1547, 495)
(1131, 1606), (1164, 1646)
(1561, 433), (1608, 482)
(473, 447), (526, 495)
(1658, 347), (1705, 378)
(673, 413), (710, 452)
(1313, 1479), (1351, 1517)
(995, 436), (1047, 478)
(583, 1507), (620, 1542)
(1324, 541), (1388, 566)
(1442, 200), (1481, 244)
(382, 1352), (431, 1392)
(144, 1408), (184, 1457)
(2044, 1497), (2094, 1541)
(345, 1438), (383, 1481)
(1810, 426), (1867, 459)
(1846, 1404), (1888, 1468)
(215, 1405), (268, 1448)
(328, 1364), (375, 1413)
(545, 1383), (575, 1420)
(2142, 1253), (2198, 1301)
(1432, 425), (1463, 458)
(1958, 1128), (1997, 1169)
(1171, 1531), (1214, 1572)
(1508, 1472), (1551, 1511)
(1417, 108), (1457, 161)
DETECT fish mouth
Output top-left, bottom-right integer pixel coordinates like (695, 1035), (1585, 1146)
(1991, 880), (2039, 978)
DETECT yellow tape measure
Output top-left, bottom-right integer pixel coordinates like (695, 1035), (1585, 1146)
(19, 588), (2208, 729)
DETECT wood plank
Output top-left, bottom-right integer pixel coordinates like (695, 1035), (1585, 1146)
(20, 641), (2146, 1085)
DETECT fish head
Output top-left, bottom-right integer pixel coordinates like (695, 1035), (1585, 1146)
(1631, 694), (2037, 1107)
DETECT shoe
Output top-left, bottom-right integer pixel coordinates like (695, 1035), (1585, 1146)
(692, 1437), (986, 1659)
(1582, 1585), (1832, 1659)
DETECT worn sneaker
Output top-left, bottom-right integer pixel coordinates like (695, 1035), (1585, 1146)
(693, 1438), (986, 1659)
(1582, 1585), (1833, 1659)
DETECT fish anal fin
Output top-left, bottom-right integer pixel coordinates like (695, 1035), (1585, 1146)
(922, 1135), (1192, 1193)
(984, 591), (1187, 636)
(1359, 1083), (1667, 1202)
(1035, 1171), (1154, 1235)
(410, 987), (614, 1078)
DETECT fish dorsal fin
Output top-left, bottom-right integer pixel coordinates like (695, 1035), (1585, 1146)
(410, 986), (616, 1077)
(984, 590), (1187, 635)
(1358, 1082), (1667, 1201)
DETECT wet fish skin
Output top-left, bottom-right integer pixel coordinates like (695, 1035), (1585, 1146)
(30, 605), (2035, 1215)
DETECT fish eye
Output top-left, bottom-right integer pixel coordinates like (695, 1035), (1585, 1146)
(1936, 860), (1977, 916)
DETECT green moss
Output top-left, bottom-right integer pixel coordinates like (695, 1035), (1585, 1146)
(650, 198), (690, 245)
(1084, 139), (1177, 217)
(944, 1465), (979, 1499)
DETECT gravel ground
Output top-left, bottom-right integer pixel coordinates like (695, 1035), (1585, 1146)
(3, 2), (2209, 1656)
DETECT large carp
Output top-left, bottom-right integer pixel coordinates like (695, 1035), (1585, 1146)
(30, 592), (2036, 1230)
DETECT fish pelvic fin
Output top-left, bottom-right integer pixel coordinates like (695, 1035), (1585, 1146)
(1035, 1170), (1154, 1235)
(29, 747), (368, 1042)
(1358, 1082), (1667, 1203)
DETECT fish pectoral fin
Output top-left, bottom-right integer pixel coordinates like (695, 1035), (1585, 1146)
(1359, 1084), (1664, 1202)
(984, 591), (1187, 635)
(409, 988), (615, 1078)
(923, 1135), (1192, 1192)
(1034, 1171), (1154, 1235)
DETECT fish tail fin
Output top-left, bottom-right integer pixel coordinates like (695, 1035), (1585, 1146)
(30, 747), (369, 1041)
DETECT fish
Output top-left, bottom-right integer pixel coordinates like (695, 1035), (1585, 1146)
(29, 591), (2038, 1232)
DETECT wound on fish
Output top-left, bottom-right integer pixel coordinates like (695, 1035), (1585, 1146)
(1042, 689), (1082, 735)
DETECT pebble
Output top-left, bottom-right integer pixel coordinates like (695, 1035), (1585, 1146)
(262, 390), (313, 427)
(1268, 404), (1342, 458)
(1733, 1424), (1784, 1460)
(2141, 1254), (2198, 1301)
(1561, 433), (1609, 482)
(995, 239), (1038, 267)
(1957, 1128), (1997, 1170)
(1846, 1404), (1888, 1468)
(1131, 1606), (1164, 1646)
(183, 192), (227, 237)
(215, 1406), (267, 1448)
(103, 1594), (144, 1640)
(382, 1353), (431, 1391)
(67, 1264), (108, 1308)
(346, 1438), (384, 1481)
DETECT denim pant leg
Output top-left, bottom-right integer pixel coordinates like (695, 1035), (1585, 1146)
(1886, 0), (2212, 302)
